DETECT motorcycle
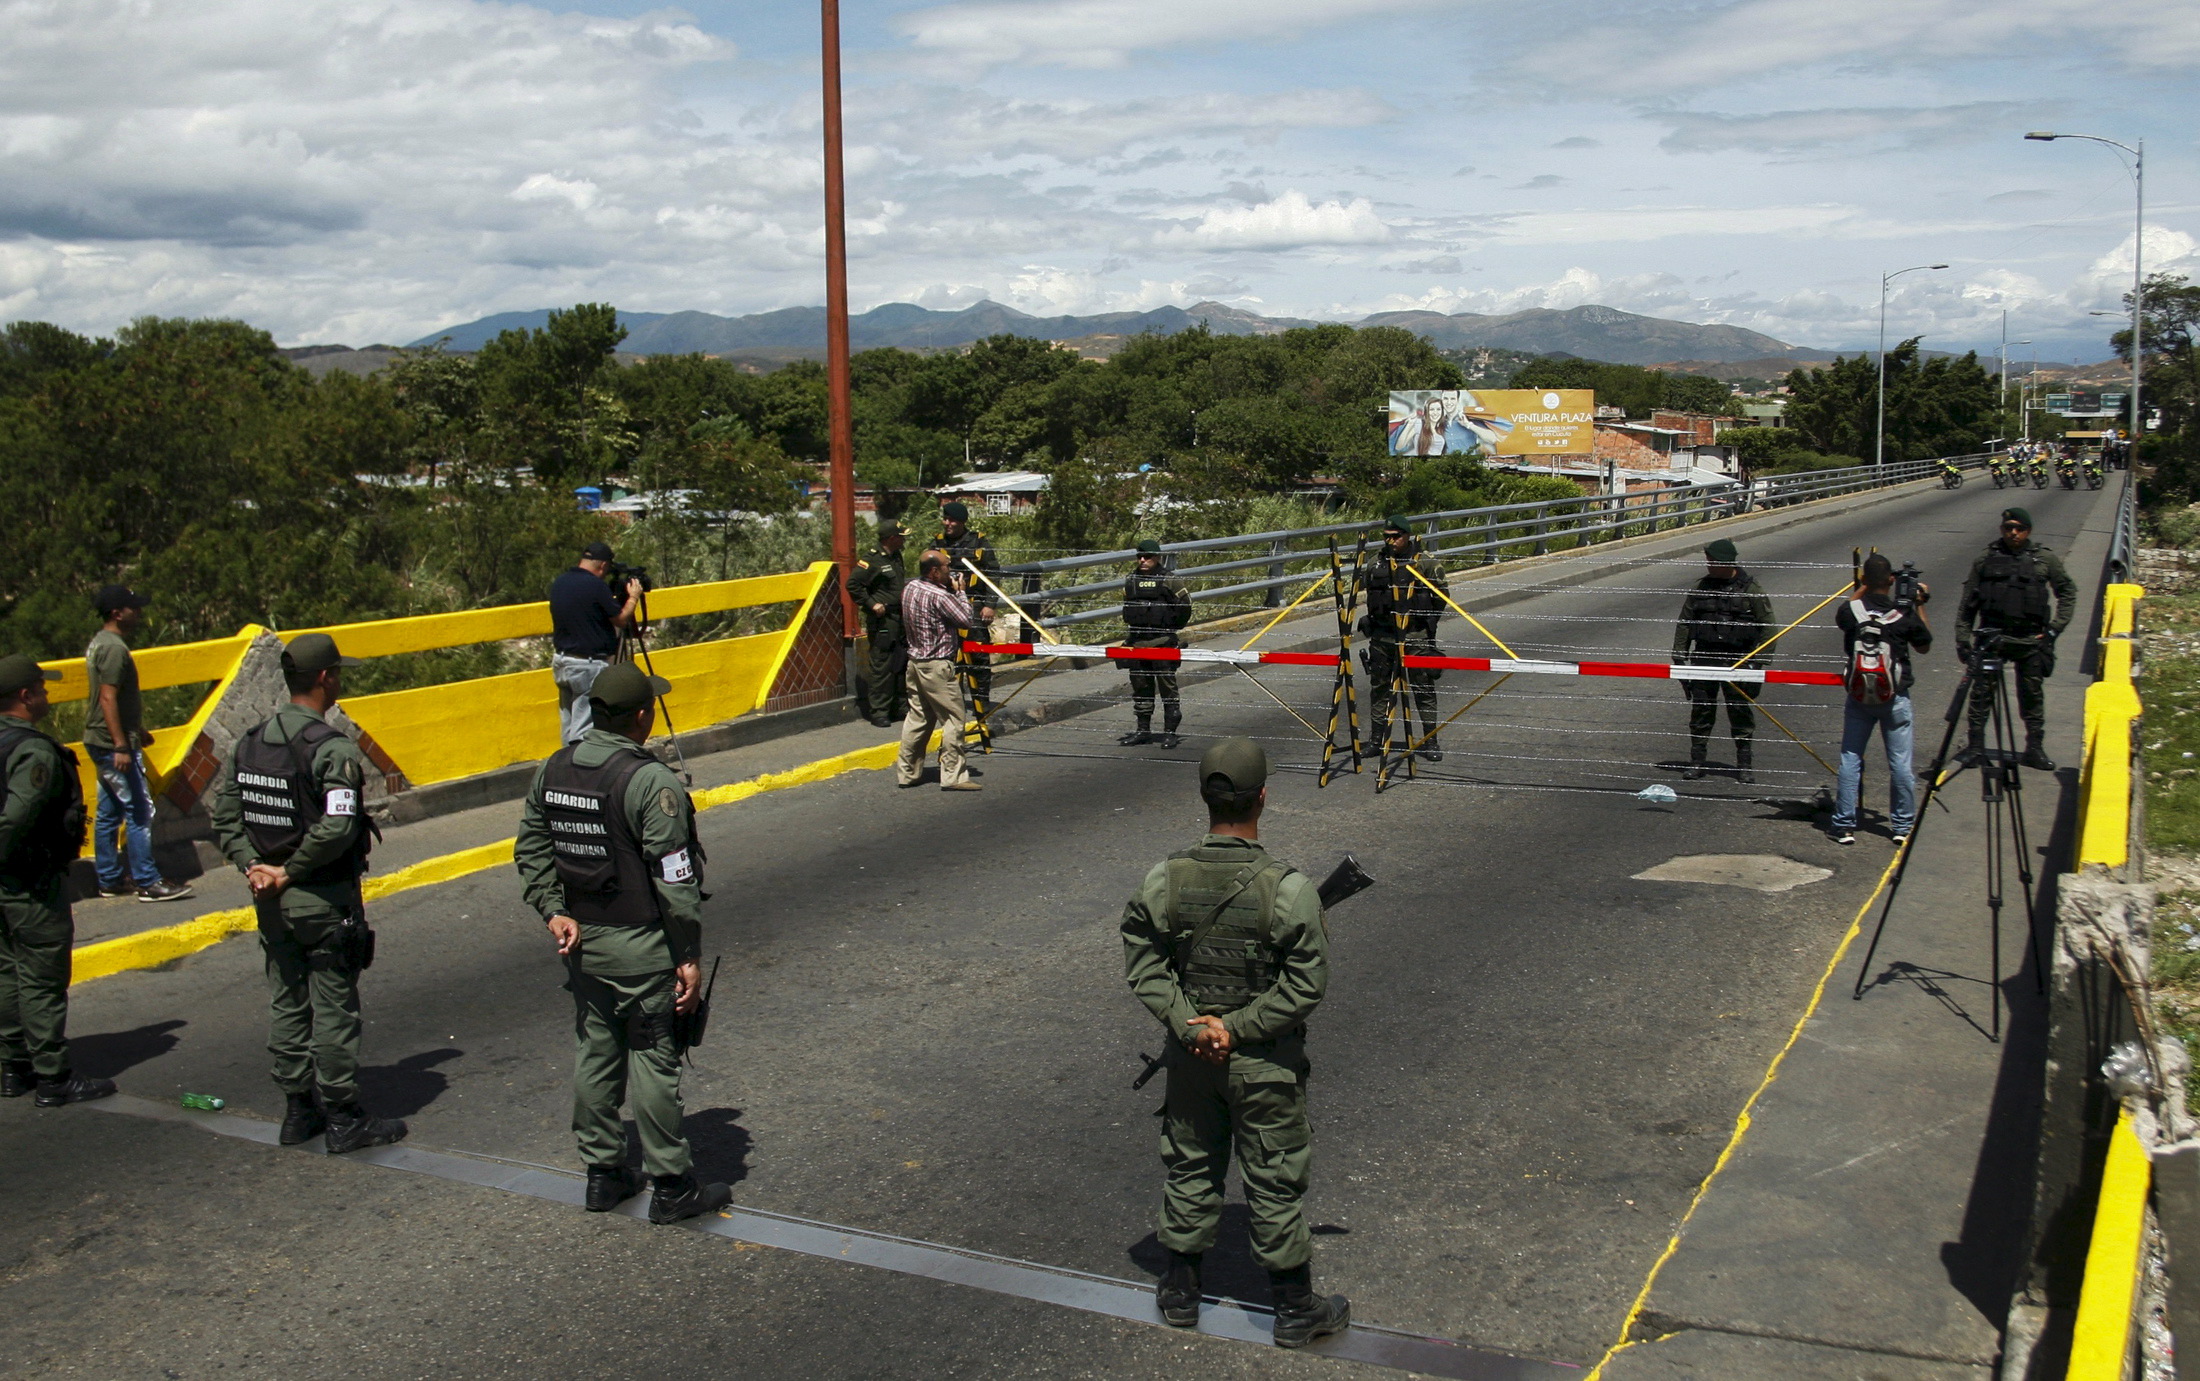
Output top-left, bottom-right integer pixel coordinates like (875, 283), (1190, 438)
(2030, 457), (2050, 488)
(2084, 457), (2105, 490)
(1988, 456), (2011, 488)
(1940, 459), (1964, 489)
(2057, 456), (2079, 489)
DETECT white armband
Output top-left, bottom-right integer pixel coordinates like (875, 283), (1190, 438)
(658, 848), (694, 884)
(325, 788), (358, 818)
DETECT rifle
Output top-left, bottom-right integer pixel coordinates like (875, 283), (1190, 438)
(1131, 855), (1376, 1089)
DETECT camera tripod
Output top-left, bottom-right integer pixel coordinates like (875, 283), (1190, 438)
(615, 586), (693, 785)
(1850, 637), (2045, 1040)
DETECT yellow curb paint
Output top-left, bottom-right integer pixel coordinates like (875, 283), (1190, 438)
(1581, 841), (1909, 1379)
(69, 730), (937, 987)
(2067, 1108), (2150, 1378)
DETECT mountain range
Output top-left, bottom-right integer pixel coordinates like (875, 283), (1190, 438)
(405, 300), (1812, 366)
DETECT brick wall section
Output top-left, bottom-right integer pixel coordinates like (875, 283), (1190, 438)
(1650, 410), (1745, 446)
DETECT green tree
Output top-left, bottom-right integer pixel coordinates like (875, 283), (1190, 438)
(473, 302), (627, 480)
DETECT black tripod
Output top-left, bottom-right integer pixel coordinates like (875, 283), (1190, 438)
(1850, 636), (2046, 1041)
(616, 587), (692, 786)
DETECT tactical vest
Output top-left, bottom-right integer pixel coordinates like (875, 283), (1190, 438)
(1972, 546), (2053, 633)
(0, 726), (87, 886)
(1684, 582), (1761, 652)
(1122, 573), (1187, 637)
(935, 530), (992, 624)
(538, 743), (674, 929)
(233, 718), (372, 883)
(1364, 551), (1439, 633)
(1158, 849), (1296, 1016)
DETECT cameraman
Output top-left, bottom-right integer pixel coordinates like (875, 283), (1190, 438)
(1829, 556), (1931, 847)
(550, 542), (642, 745)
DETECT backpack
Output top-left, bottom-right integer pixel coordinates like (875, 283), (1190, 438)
(1843, 599), (1903, 704)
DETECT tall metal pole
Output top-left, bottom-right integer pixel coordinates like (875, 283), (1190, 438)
(1876, 264), (1946, 468)
(820, 0), (858, 637)
(2025, 131), (2145, 458)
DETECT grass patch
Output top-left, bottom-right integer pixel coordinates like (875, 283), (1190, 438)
(2143, 592), (2200, 854)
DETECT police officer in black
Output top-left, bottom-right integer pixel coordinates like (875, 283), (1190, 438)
(935, 502), (1001, 724)
(1358, 516), (1447, 761)
(1119, 539), (1192, 748)
(1672, 539), (1776, 782)
(210, 633), (406, 1152)
(1956, 506), (2078, 769)
(0, 654), (108, 1106)
(849, 521), (909, 727)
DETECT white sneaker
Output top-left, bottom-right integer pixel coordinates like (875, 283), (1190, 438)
(1832, 831), (1855, 846)
(1891, 834), (1910, 848)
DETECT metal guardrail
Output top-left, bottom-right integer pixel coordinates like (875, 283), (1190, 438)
(1003, 453), (1996, 630)
(2106, 469), (2138, 585)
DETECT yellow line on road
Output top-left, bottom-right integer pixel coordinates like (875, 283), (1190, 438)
(1582, 841), (1909, 1378)
(69, 734), (927, 987)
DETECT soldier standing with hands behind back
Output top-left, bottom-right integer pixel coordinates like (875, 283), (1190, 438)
(1955, 506), (2078, 770)
(211, 633), (406, 1152)
(515, 662), (732, 1223)
(1118, 539), (1191, 748)
(848, 521), (909, 728)
(1120, 738), (1350, 1349)
(1673, 539), (1776, 783)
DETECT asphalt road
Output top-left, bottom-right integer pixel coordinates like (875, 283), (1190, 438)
(0, 475), (2115, 1380)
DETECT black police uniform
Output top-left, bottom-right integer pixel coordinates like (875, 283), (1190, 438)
(1120, 564), (1192, 745)
(1672, 570), (1776, 775)
(848, 542), (909, 724)
(1357, 540), (1446, 754)
(1956, 537), (2078, 759)
(936, 525), (1002, 723)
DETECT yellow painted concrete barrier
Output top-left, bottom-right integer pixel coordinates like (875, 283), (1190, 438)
(2066, 1107), (2151, 1378)
(2077, 584), (2144, 870)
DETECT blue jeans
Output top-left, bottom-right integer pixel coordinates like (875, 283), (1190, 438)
(1833, 696), (1917, 835)
(93, 749), (161, 889)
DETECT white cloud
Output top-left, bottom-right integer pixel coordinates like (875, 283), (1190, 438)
(854, 87), (1392, 162)
(892, 0), (1441, 71)
(1656, 103), (2032, 156)
(1152, 190), (1389, 250)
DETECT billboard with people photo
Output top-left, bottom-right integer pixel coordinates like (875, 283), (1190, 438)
(1387, 390), (1594, 458)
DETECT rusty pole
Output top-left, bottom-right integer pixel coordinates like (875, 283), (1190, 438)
(820, 0), (858, 637)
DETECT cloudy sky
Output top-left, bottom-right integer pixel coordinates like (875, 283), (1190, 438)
(1, 0), (2192, 360)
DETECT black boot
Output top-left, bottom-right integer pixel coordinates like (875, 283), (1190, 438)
(2022, 736), (2057, 771)
(1961, 729), (1987, 765)
(0, 1061), (34, 1098)
(33, 1070), (117, 1107)
(1735, 739), (1754, 786)
(586, 1164), (646, 1213)
(1156, 1250), (1202, 1327)
(322, 1101), (407, 1154)
(279, 1091), (327, 1145)
(1269, 1263), (1350, 1349)
(1684, 738), (1707, 780)
(1157, 714), (1182, 750)
(1119, 718), (1154, 746)
(648, 1170), (732, 1225)
(1418, 734), (1443, 763)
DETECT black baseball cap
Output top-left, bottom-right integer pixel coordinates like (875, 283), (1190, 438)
(581, 541), (615, 562)
(589, 662), (670, 715)
(282, 633), (362, 675)
(0, 655), (59, 697)
(94, 583), (149, 616)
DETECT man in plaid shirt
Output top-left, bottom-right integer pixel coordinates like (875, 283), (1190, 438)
(897, 551), (981, 791)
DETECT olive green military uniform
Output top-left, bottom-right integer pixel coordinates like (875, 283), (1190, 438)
(1121, 560), (1192, 739)
(1358, 539), (1446, 745)
(937, 524), (1002, 723)
(1956, 538), (2078, 741)
(848, 541), (909, 723)
(0, 722), (85, 1081)
(210, 704), (375, 1105)
(515, 730), (704, 1179)
(1122, 835), (1328, 1271)
(1672, 570), (1776, 768)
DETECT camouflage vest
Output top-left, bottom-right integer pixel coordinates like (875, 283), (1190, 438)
(1157, 847), (1296, 1015)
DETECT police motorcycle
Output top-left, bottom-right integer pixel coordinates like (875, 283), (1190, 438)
(1988, 452), (2012, 488)
(1940, 457), (1964, 489)
(2028, 448), (2050, 488)
(2056, 449), (2079, 489)
(2083, 452), (2105, 490)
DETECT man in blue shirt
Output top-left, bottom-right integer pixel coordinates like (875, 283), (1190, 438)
(549, 542), (642, 744)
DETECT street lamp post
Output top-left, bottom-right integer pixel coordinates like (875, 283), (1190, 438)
(1877, 263), (1949, 467)
(2028, 131), (2145, 455)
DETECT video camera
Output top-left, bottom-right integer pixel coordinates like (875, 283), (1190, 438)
(605, 561), (654, 595)
(1891, 561), (1925, 613)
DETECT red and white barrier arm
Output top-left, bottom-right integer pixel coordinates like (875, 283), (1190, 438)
(963, 642), (1843, 687)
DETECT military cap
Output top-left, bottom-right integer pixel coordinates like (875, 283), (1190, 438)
(1703, 538), (1738, 563)
(1135, 538), (1162, 555)
(878, 520), (908, 538)
(0, 655), (59, 697)
(281, 633), (362, 674)
(941, 501), (970, 522)
(2001, 507), (2033, 529)
(1382, 514), (1412, 534)
(1199, 736), (1268, 803)
(590, 662), (671, 714)
(93, 583), (149, 616)
(581, 540), (615, 562)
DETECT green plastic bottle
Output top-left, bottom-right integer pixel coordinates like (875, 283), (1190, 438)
(180, 1093), (225, 1112)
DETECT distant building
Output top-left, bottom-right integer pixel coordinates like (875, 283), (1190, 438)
(932, 470), (1050, 516)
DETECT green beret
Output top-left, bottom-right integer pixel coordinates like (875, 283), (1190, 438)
(1704, 538), (1738, 563)
(941, 501), (970, 523)
(2001, 507), (2032, 529)
(1382, 514), (1412, 534)
(1135, 539), (1161, 555)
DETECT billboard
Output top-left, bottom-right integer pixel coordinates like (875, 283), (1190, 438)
(1387, 390), (1595, 458)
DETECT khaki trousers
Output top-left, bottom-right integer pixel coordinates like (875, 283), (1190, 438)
(898, 659), (968, 787)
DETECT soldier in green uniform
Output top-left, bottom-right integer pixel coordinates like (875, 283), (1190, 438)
(1358, 515), (1447, 761)
(1120, 737), (1351, 1349)
(0, 654), (109, 1106)
(514, 662), (732, 1224)
(1118, 539), (1192, 748)
(1955, 506), (2078, 770)
(935, 502), (1001, 727)
(1672, 538), (1777, 783)
(210, 633), (407, 1152)
(849, 521), (909, 727)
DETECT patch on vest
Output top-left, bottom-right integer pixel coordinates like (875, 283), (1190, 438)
(658, 787), (679, 817)
(27, 760), (48, 793)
